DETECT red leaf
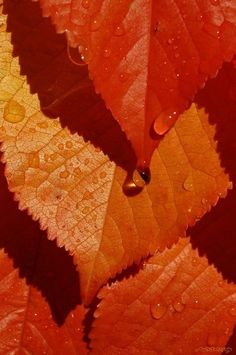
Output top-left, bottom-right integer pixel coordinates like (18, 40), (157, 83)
(90, 238), (236, 354)
(0, 162), (87, 354)
(38, 0), (236, 166)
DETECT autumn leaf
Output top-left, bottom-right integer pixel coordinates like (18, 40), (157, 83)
(37, 0), (236, 166)
(0, 0), (231, 304)
(90, 237), (236, 355)
(0, 162), (87, 354)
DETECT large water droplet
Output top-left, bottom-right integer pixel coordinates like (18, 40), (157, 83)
(173, 300), (185, 313)
(153, 110), (178, 135)
(67, 44), (88, 66)
(150, 303), (167, 320)
(4, 100), (25, 123)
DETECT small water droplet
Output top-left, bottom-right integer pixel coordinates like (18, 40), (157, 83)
(65, 141), (73, 149)
(90, 17), (102, 31)
(114, 24), (125, 36)
(58, 143), (64, 150)
(119, 72), (128, 82)
(210, 0), (219, 5)
(167, 37), (174, 45)
(150, 303), (167, 320)
(207, 333), (217, 346)
(192, 257), (198, 266)
(196, 14), (203, 22)
(82, 206), (90, 214)
(100, 171), (107, 179)
(173, 300), (185, 313)
(81, 0), (90, 9)
(60, 170), (69, 179)
(217, 280), (223, 287)
(183, 175), (193, 191)
(201, 197), (207, 205)
(103, 48), (111, 58)
(228, 307), (236, 316)
(4, 100), (25, 123)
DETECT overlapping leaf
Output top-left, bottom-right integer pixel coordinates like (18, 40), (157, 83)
(90, 238), (236, 355)
(0, 0), (231, 303)
(0, 162), (87, 354)
(38, 0), (236, 166)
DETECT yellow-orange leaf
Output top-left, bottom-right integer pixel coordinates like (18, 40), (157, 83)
(0, 2), (230, 303)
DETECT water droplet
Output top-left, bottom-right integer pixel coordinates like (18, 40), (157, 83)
(100, 171), (107, 179)
(228, 307), (236, 316)
(196, 14), (203, 22)
(150, 303), (167, 320)
(167, 37), (174, 45)
(37, 121), (48, 129)
(59, 170), (69, 179)
(192, 257), (198, 266)
(82, 206), (90, 214)
(65, 141), (73, 149)
(81, 0), (90, 9)
(183, 175), (193, 191)
(217, 280), (223, 287)
(119, 72), (128, 83)
(173, 300), (185, 313)
(207, 333), (217, 346)
(90, 17), (102, 31)
(114, 24), (125, 36)
(153, 110), (178, 135)
(132, 170), (146, 188)
(210, 0), (219, 5)
(123, 176), (143, 196)
(201, 197), (207, 205)
(58, 143), (64, 150)
(4, 100), (25, 123)
(138, 167), (151, 184)
(67, 44), (88, 66)
(103, 48), (111, 58)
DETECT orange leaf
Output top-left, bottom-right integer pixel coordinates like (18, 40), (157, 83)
(90, 237), (236, 354)
(0, 1), (231, 303)
(0, 163), (87, 354)
(37, 0), (236, 166)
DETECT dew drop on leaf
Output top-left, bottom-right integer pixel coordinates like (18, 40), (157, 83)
(90, 17), (102, 32)
(81, 0), (90, 9)
(103, 48), (111, 58)
(183, 175), (193, 191)
(153, 110), (177, 135)
(114, 24), (125, 36)
(210, 0), (219, 5)
(191, 257), (198, 266)
(173, 300), (185, 313)
(3, 99), (25, 123)
(228, 307), (236, 316)
(59, 170), (69, 179)
(150, 303), (167, 320)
